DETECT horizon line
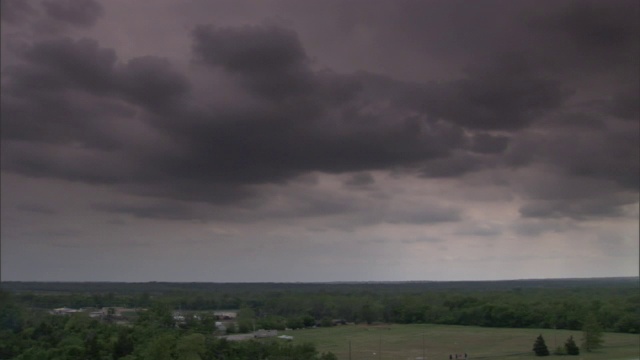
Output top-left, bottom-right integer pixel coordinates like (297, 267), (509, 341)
(1, 275), (638, 284)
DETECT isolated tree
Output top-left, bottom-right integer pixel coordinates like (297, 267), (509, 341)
(532, 334), (550, 356)
(581, 314), (603, 352)
(564, 335), (579, 355)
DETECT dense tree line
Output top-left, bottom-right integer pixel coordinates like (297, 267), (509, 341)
(0, 291), (336, 360)
(2, 278), (640, 333)
(5, 279), (638, 334)
(245, 289), (638, 333)
(3, 277), (636, 296)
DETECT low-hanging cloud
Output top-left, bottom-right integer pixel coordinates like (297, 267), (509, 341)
(1, 0), (638, 221)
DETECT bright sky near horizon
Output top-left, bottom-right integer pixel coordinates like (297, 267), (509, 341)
(1, 0), (638, 282)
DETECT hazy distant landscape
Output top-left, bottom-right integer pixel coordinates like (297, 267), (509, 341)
(1, 278), (638, 359)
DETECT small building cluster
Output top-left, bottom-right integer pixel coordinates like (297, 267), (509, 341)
(51, 307), (81, 315)
(49, 307), (143, 326)
(213, 311), (237, 320)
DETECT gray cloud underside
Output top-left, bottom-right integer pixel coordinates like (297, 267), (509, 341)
(1, 0), (638, 223)
(42, 0), (103, 27)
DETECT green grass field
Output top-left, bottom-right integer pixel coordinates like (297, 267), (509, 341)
(281, 324), (639, 360)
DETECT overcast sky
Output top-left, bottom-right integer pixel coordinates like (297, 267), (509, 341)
(1, 0), (638, 282)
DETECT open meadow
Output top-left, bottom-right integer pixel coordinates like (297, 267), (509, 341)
(282, 324), (639, 360)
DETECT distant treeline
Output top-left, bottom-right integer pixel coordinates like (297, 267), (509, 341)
(0, 291), (337, 360)
(2, 278), (639, 333)
(3, 277), (636, 294)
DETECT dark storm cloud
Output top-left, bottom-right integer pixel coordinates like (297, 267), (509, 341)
(1, 1), (638, 283)
(545, 0), (638, 54)
(564, 130), (639, 189)
(15, 204), (56, 215)
(541, 111), (606, 130)
(607, 87), (640, 121)
(23, 228), (83, 240)
(117, 56), (191, 112)
(1, 2), (638, 221)
(508, 124), (640, 190)
(519, 195), (637, 220)
(5, 36), (189, 105)
(115, 24), (474, 191)
(11, 37), (117, 95)
(420, 152), (486, 178)
(1, 24), (470, 201)
(522, 0), (639, 88)
(42, 0), (103, 28)
(1, 141), (131, 184)
(470, 133), (510, 154)
(0, 0), (36, 24)
(192, 24), (313, 100)
(424, 55), (570, 130)
(2, 90), (134, 149)
(343, 57), (569, 132)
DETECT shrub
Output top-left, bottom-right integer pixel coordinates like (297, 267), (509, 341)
(564, 335), (579, 355)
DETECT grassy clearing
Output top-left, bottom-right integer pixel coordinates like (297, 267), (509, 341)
(281, 324), (639, 360)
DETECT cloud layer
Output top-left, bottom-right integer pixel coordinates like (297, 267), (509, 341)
(1, 0), (638, 281)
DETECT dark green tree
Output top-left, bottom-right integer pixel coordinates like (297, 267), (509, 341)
(360, 304), (376, 325)
(564, 335), (579, 355)
(0, 291), (25, 332)
(83, 330), (101, 359)
(113, 328), (135, 359)
(302, 315), (316, 327)
(237, 307), (255, 333)
(581, 314), (603, 352)
(142, 334), (175, 360)
(176, 333), (205, 360)
(320, 317), (333, 327)
(286, 317), (304, 329)
(615, 313), (640, 333)
(532, 334), (550, 356)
